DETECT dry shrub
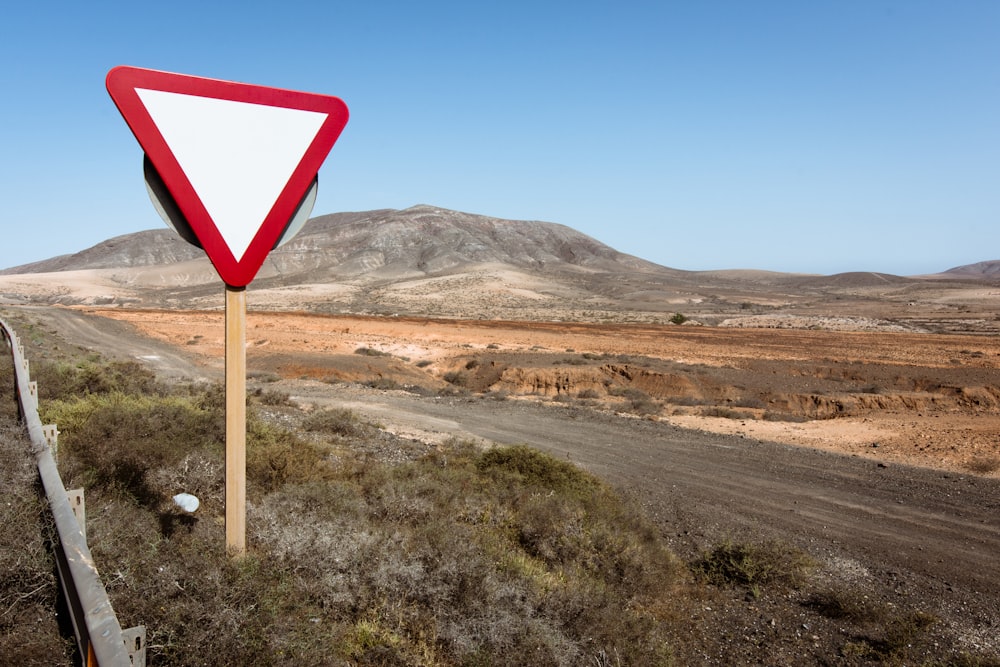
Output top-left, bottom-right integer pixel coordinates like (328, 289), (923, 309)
(87, 493), (303, 664)
(0, 345), (79, 663)
(364, 376), (402, 390)
(966, 456), (1000, 475)
(247, 414), (336, 493)
(247, 442), (684, 666)
(0, 367), (21, 421)
(252, 386), (292, 406)
(607, 387), (661, 415)
(701, 406), (750, 420)
(302, 406), (364, 437)
(42, 392), (224, 507)
(762, 410), (809, 423)
(691, 539), (814, 592)
(355, 346), (391, 357)
(442, 370), (468, 386)
(34, 358), (162, 401)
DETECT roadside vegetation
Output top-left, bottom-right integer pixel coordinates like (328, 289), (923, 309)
(32, 355), (688, 664)
(0, 333), (74, 664)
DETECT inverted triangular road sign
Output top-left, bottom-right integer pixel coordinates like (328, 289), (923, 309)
(107, 65), (349, 286)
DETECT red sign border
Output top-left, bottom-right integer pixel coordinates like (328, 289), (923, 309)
(106, 65), (349, 286)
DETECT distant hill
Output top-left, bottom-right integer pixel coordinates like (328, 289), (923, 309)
(942, 260), (1000, 278)
(0, 229), (202, 275)
(0, 206), (711, 317)
(2, 205), (670, 280)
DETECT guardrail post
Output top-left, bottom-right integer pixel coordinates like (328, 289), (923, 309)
(67, 489), (86, 543)
(43, 423), (59, 456)
(122, 626), (147, 667)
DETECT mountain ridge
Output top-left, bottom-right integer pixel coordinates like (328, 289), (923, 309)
(4, 204), (996, 279)
(2, 205), (674, 279)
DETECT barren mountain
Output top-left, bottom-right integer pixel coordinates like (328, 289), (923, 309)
(1, 205), (660, 278)
(1, 205), (998, 332)
(943, 259), (1000, 277)
(0, 229), (204, 274)
(0, 205), (704, 316)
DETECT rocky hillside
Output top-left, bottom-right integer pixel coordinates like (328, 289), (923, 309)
(0, 229), (203, 274)
(943, 259), (1000, 277)
(2, 205), (672, 281)
(260, 205), (673, 283)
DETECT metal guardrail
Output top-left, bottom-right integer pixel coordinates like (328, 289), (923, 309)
(0, 317), (145, 667)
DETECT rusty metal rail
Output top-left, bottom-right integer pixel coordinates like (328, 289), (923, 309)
(0, 317), (145, 667)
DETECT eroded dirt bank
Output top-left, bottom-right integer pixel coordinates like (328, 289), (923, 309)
(86, 307), (1000, 477)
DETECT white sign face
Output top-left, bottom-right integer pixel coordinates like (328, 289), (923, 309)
(135, 89), (328, 262)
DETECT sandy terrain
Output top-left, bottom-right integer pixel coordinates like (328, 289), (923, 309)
(80, 307), (1000, 478)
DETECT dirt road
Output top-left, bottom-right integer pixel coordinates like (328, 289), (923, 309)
(293, 380), (1000, 595)
(17, 306), (210, 382)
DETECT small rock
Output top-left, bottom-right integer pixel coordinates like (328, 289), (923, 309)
(172, 493), (200, 513)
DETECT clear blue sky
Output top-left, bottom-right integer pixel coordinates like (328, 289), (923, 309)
(1, 1), (997, 275)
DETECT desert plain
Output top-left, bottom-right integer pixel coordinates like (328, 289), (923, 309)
(69, 306), (998, 478)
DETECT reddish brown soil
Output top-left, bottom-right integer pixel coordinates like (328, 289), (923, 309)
(89, 308), (1000, 478)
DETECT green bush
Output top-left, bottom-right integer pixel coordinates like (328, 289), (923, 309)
(42, 392), (224, 506)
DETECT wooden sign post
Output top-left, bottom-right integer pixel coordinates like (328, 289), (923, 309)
(107, 65), (348, 558)
(225, 286), (247, 555)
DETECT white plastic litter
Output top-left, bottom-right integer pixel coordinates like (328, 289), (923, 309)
(172, 493), (200, 513)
